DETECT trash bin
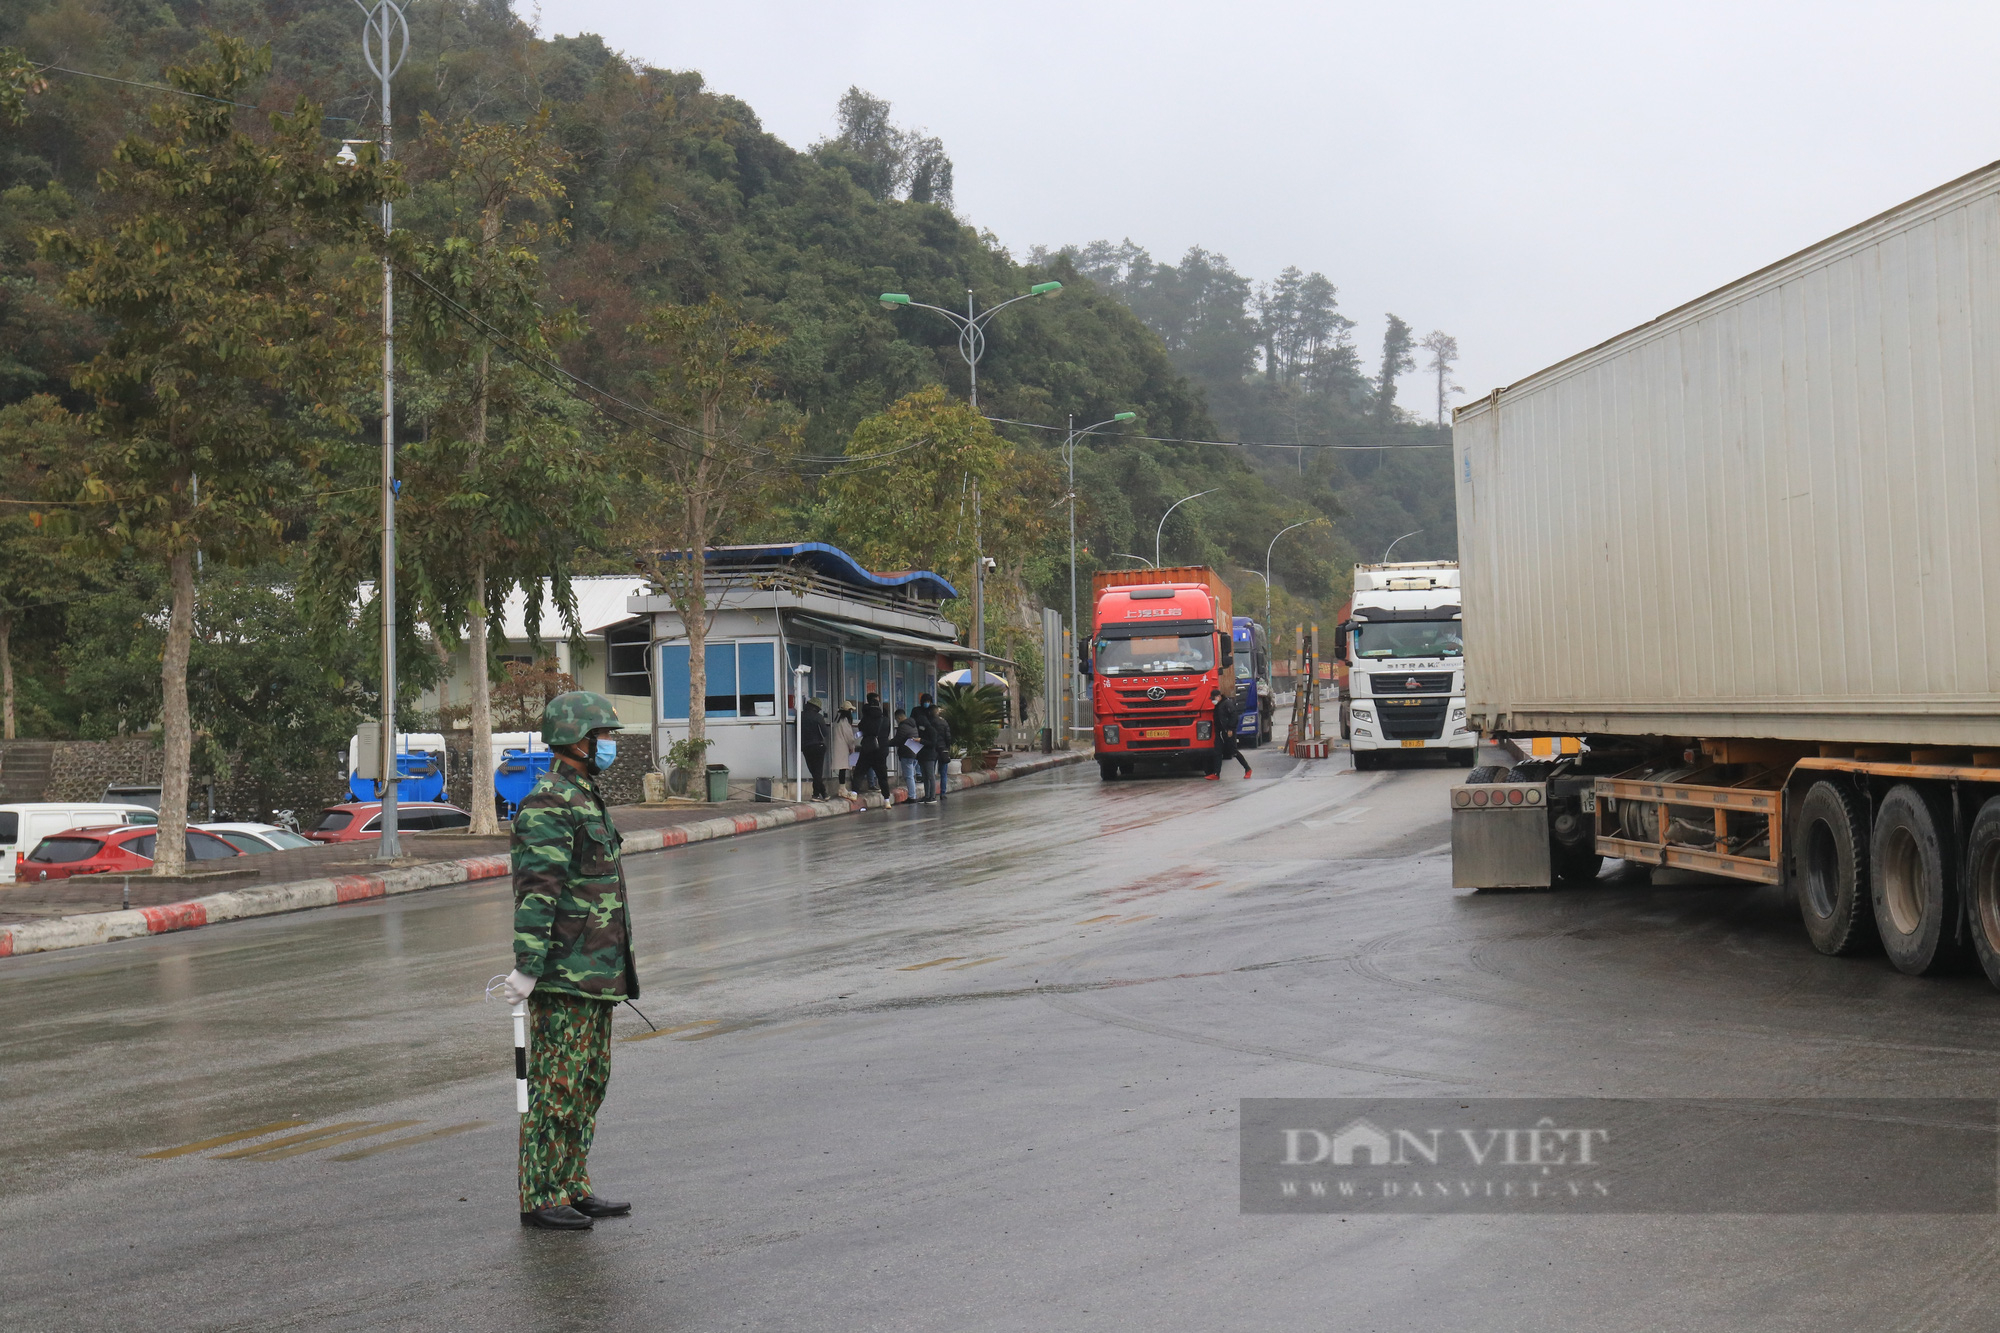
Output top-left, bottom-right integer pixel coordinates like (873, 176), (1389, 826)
(705, 764), (730, 803)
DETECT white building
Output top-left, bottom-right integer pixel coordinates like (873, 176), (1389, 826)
(628, 543), (964, 782)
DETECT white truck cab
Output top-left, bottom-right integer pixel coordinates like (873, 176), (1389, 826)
(1340, 562), (1476, 770)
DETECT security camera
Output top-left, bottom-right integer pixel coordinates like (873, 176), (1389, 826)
(981, 556), (997, 570)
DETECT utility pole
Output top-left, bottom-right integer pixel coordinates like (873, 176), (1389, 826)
(359, 0), (408, 860)
(972, 479), (984, 665)
(878, 280), (1061, 410)
(1063, 410), (1134, 741)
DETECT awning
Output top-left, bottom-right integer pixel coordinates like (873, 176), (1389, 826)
(786, 614), (1019, 670)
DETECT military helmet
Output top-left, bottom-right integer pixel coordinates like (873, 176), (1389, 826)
(542, 690), (622, 745)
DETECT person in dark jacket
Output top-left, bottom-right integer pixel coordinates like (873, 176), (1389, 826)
(1207, 686), (1251, 780)
(800, 697), (830, 799)
(893, 707), (923, 800)
(920, 694), (954, 802)
(857, 693), (891, 804)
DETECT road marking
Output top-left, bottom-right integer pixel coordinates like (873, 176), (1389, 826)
(1076, 915), (1119, 924)
(232, 1121), (425, 1162)
(898, 956), (965, 970)
(330, 1121), (492, 1161)
(621, 1020), (722, 1043)
(210, 1122), (378, 1160)
(1120, 915), (1156, 923)
(947, 956), (1004, 970)
(140, 1120), (310, 1159)
(1332, 806), (1372, 824)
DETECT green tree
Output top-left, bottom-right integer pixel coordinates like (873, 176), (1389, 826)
(627, 296), (790, 747)
(0, 395), (86, 737)
(38, 37), (393, 874)
(1374, 314), (1416, 419)
(394, 110), (601, 835)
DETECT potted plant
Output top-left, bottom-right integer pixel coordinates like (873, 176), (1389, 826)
(938, 682), (1002, 772)
(663, 736), (714, 799)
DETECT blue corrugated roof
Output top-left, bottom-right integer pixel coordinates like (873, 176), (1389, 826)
(694, 543), (959, 601)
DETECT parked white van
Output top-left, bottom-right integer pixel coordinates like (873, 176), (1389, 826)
(1, 803), (159, 884)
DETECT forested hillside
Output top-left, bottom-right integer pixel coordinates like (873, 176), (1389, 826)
(0, 0), (1456, 769)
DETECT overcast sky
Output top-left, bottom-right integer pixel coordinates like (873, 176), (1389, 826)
(528, 0), (2000, 417)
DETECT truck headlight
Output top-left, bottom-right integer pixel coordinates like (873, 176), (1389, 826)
(1195, 721), (1212, 740)
(1351, 707), (1373, 722)
(1451, 708), (1465, 721)
(1103, 724), (1120, 744)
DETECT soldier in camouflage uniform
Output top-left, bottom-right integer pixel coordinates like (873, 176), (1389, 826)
(495, 690), (638, 1231)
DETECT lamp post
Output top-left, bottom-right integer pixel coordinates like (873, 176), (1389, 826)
(878, 282), (1061, 409)
(1064, 411), (1135, 739)
(358, 0), (409, 860)
(1381, 529), (1422, 562)
(1155, 488), (1218, 568)
(1111, 553), (1155, 567)
(1264, 518), (1321, 636)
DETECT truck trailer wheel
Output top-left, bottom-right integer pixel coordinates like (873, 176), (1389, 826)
(1463, 765), (1506, 785)
(1964, 796), (2000, 990)
(1793, 780), (1876, 957)
(1869, 783), (1965, 976)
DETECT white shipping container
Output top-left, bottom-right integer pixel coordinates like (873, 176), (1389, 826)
(1456, 160), (2000, 749)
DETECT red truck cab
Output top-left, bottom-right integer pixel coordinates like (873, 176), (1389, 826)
(1087, 568), (1234, 780)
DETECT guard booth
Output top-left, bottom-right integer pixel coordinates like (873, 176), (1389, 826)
(630, 543), (963, 783)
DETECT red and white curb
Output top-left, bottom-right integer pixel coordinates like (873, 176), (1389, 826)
(0, 752), (1089, 958)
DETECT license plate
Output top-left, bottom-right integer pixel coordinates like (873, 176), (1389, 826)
(1141, 729), (1171, 740)
(1401, 739), (1425, 748)
(1580, 790), (1597, 813)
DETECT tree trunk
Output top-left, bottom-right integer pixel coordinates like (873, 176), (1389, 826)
(469, 560), (497, 835)
(0, 609), (14, 741)
(683, 479), (709, 746)
(155, 547), (196, 877)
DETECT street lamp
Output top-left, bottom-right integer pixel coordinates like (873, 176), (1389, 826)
(357, 0), (409, 860)
(878, 281), (1061, 408)
(1155, 488), (1218, 567)
(1264, 518), (1323, 636)
(1064, 411), (1135, 738)
(1381, 529), (1422, 562)
(1111, 553), (1155, 567)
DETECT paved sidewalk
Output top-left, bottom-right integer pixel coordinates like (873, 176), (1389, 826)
(0, 751), (1088, 958)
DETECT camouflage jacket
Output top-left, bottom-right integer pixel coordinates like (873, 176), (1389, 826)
(511, 763), (638, 1001)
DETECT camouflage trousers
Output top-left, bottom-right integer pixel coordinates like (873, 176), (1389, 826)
(519, 991), (613, 1211)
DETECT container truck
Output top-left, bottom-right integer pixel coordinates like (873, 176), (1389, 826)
(1231, 616), (1275, 748)
(1448, 158), (2000, 990)
(1087, 567), (1234, 780)
(1339, 562), (1478, 769)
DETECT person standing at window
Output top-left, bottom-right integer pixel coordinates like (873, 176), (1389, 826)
(800, 697), (830, 800)
(831, 703), (859, 798)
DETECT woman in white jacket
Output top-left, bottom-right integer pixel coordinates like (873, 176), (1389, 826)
(831, 703), (860, 797)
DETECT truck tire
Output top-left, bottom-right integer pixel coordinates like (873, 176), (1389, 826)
(1555, 844), (1605, 883)
(1964, 796), (2000, 990)
(1463, 765), (1505, 784)
(1869, 783), (1964, 976)
(1793, 779), (1875, 957)
(1098, 761), (1118, 782)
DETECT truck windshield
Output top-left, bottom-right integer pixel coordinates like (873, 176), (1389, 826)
(1352, 620), (1462, 659)
(1096, 633), (1214, 675)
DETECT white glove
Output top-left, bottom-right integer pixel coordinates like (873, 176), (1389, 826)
(499, 969), (537, 1005)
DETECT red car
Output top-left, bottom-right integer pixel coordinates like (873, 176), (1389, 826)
(17, 824), (243, 883)
(304, 801), (473, 844)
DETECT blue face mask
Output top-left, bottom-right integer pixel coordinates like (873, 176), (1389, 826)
(592, 738), (618, 771)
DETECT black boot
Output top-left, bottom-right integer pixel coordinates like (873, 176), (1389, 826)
(570, 1193), (632, 1218)
(520, 1204), (594, 1229)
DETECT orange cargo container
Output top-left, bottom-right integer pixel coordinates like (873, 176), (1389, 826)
(1091, 566), (1232, 623)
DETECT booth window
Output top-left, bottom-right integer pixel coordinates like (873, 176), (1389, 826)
(658, 640), (778, 720)
(606, 623), (650, 696)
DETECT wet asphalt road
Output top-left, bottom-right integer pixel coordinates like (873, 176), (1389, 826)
(7, 754), (2000, 1331)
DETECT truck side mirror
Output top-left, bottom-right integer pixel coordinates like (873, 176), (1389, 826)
(1334, 620), (1352, 664)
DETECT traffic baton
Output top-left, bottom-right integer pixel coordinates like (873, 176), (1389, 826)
(512, 1000), (529, 1113)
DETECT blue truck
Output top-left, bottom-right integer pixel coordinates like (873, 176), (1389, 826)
(1231, 617), (1274, 748)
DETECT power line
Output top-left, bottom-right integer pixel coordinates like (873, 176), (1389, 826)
(981, 415), (1451, 452)
(397, 268), (929, 470)
(38, 63), (358, 123)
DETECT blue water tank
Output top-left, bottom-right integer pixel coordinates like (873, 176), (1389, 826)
(348, 750), (446, 803)
(494, 749), (554, 820)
